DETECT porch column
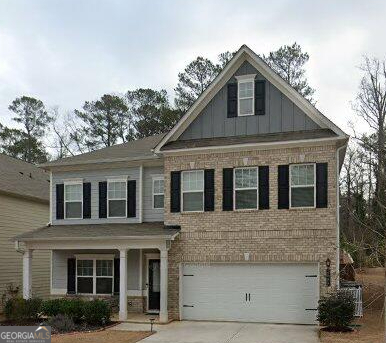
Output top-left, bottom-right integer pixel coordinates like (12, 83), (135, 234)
(119, 249), (128, 321)
(23, 249), (33, 299)
(159, 249), (168, 323)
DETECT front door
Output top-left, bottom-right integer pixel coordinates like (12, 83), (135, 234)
(148, 259), (160, 312)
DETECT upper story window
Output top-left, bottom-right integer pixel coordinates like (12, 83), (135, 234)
(237, 75), (255, 116)
(152, 177), (164, 209)
(107, 180), (127, 218)
(64, 182), (83, 219)
(290, 164), (315, 208)
(234, 167), (258, 210)
(181, 170), (204, 212)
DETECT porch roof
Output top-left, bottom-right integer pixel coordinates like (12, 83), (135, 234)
(13, 222), (180, 242)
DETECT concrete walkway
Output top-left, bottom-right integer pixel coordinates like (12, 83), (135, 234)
(112, 321), (320, 343)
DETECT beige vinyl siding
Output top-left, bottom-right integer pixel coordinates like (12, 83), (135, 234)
(0, 193), (49, 312)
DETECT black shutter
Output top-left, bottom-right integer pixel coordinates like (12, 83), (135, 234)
(56, 184), (64, 219)
(98, 181), (107, 218)
(114, 258), (120, 294)
(222, 168), (233, 211)
(316, 163), (328, 208)
(227, 83), (238, 118)
(278, 165), (289, 209)
(258, 166), (269, 210)
(83, 183), (91, 219)
(255, 80), (265, 115)
(204, 169), (215, 211)
(170, 171), (181, 213)
(67, 258), (76, 294)
(127, 180), (136, 217)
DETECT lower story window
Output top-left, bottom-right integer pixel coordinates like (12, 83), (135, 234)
(76, 258), (113, 295)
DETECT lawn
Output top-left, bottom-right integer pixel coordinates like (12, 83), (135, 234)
(321, 267), (384, 343)
(52, 330), (152, 343)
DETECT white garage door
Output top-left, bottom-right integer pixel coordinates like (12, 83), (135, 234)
(181, 263), (319, 324)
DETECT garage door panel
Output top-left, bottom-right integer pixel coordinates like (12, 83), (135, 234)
(181, 263), (319, 324)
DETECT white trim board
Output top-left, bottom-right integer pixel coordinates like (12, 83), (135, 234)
(154, 45), (348, 154)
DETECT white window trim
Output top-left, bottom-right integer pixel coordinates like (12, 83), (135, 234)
(233, 167), (259, 211)
(181, 170), (204, 213)
(64, 181), (83, 220)
(107, 179), (127, 218)
(289, 163), (316, 209)
(75, 256), (114, 296)
(152, 176), (165, 209)
(236, 74), (256, 117)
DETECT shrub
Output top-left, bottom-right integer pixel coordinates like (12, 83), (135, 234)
(47, 314), (75, 333)
(317, 291), (355, 330)
(4, 297), (42, 322)
(83, 299), (111, 325)
(40, 298), (64, 317)
(60, 299), (84, 323)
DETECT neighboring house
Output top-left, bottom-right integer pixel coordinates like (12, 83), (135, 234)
(14, 45), (349, 325)
(0, 154), (50, 311)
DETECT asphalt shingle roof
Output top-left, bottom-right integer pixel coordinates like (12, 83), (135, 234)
(41, 133), (166, 168)
(0, 154), (49, 202)
(13, 222), (180, 241)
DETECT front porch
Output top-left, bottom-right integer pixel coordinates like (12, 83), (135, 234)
(13, 222), (180, 323)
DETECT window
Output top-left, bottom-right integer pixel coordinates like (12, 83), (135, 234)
(76, 260), (93, 294)
(234, 167), (258, 210)
(290, 164), (315, 208)
(238, 78), (254, 116)
(76, 258), (113, 295)
(152, 177), (164, 209)
(181, 170), (204, 212)
(96, 260), (113, 294)
(64, 183), (83, 219)
(107, 180), (127, 218)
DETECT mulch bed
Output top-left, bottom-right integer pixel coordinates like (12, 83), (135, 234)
(0, 319), (120, 335)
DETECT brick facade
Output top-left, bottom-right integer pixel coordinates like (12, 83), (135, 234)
(164, 143), (339, 320)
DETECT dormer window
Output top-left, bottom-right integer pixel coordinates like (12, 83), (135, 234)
(236, 74), (256, 116)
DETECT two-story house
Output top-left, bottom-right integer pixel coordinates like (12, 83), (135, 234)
(14, 45), (348, 325)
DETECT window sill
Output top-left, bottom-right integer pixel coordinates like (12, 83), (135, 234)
(180, 211), (205, 215)
(289, 206), (317, 210)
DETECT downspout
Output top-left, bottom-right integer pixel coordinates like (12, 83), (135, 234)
(49, 171), (53, 225)
(139, 165), (143, 223)
(336, 143), (347, 290)
(15, 240), (24, 254)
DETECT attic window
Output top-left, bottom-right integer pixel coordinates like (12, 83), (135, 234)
(236, 74), (256, 116)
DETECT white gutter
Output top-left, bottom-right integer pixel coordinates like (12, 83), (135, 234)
(161, 136), (348, 155)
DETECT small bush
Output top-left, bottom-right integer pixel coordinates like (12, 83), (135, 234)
(317, 291), (355, 330)
(40, 298), (63, 317)
(60, 298), (84, 323)
(83, 299), (111, 325)
(4, 297), (42, 322)
(47, 314), (75, 333)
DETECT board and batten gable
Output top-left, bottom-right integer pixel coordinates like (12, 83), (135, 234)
(51, 166), (164, 225)
(179, 61), (320, 140)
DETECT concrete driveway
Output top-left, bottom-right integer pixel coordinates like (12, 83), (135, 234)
(113, 321), (320, 343)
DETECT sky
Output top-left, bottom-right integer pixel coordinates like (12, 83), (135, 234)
(0, 0), (385, 135)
